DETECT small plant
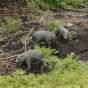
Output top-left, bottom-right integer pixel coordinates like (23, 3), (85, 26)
(34, 45), (59, 69)
(39, 0), (87, 10)
(0, 51), (88, 87)
(39, 0), (51, 10)
(13, 69), (26, 76)
(39, 17), (63, 32)
(0, 16), (18, 33)
(20, 35), (32, 51)
(26, 0), (40, 14)
(25, 0), (88, 13)
(69, 31), (77, 40)
(20, 35), (32, 45)
(34, 45), (54, 58)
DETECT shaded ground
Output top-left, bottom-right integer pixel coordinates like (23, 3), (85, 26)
(0, 1), (88, 75)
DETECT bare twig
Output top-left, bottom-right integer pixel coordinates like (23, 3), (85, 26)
(20, 24), (29, 30)
(0, 30), (22, 42)
(0, 42), (33, 56)
(6, 31), (26, 46)
(10, 65), (17, 71)
(0, 55), (17, 61)
(24, 28), (34, 52)
(1, 31), (30, 48)
(17, 18), (29, 30)
(0, 49), (4, 54)
(65, 8), (87, 12)
(2, 66), (9, 75)
(0, 48), (23, 56)
(0, 44), (34, 60)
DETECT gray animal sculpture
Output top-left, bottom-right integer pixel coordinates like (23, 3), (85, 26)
(15, 50), (44, 70)
(55, 26), (69, 42)
(32, 30), (57, 47)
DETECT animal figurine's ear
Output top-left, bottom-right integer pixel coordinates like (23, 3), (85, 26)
(17, 54), (20, 57)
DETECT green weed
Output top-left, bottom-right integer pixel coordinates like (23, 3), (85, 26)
(0, 16), (18, 34)
(34, 45), (54, 58)
(0, 49), (88, 87)
(20, 35), (32, 45)
(39, 17), (63, 32)
(69, 31), (77, 40)
(26, 0), (40, 14)
(40, 0), (86, 9)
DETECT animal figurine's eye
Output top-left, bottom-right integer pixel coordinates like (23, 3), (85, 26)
(21, 55), (23, 57)
(62, 31), (64, 33)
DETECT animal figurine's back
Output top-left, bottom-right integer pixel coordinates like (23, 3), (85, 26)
(32, 30), (56, 47)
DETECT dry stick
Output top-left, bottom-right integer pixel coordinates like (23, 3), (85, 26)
(6, 31), (26, 46)
(65, 8), (87, 12)
(0, 31), (22, 48)
(0, 42), (31, 60)
(1, 31), (28, 48)
(2, 65), (9, 75)
(24, 28), (34, 52)
(10, 65), (17, 71)
(20, 24), (29, 30)
(1, 31), (30, 48)
(0, 48), (24, 56)
(0, 49), (4, 54)
(0, 42), (32, 56)
(0, 49), (23, 56)
(0, 55), (17, 60)
(17, 18), (31, 30)
(0, 30), (22, 42)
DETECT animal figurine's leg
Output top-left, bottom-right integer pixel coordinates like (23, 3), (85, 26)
(26, 60), (31, 70)
(45, 39), (51, 48)
(32, 38), (41, 46)
(39, 59), (44, 67)
(39, 60), (47, 73)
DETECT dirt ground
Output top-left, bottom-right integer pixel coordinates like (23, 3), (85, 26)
(0, 1), (88, 76)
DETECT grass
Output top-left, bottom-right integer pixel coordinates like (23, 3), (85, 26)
(0, 16), (18, 33)
(0, 0), (88, 87)
(39, 17), (63, 32)
(26, 0), (88, 13)
(26, 0), (39, 14)
(0, 16), (18, 39)
(0, 46), (88, 88)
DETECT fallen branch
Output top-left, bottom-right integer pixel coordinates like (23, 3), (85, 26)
(20, 24), (29, 30)
(65, 8), (87, 12)
(0, 45), (33, 60)
(0, 30), (22, 42)
(0, 41), (33, 56)
(24, 28), (34, 52)
(0, 48), (24, 56)
(0, 54), (17, 61)
(6, 31), (28, 46)
(0, 49), (4, 54)
(1, 30), (30, 48)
